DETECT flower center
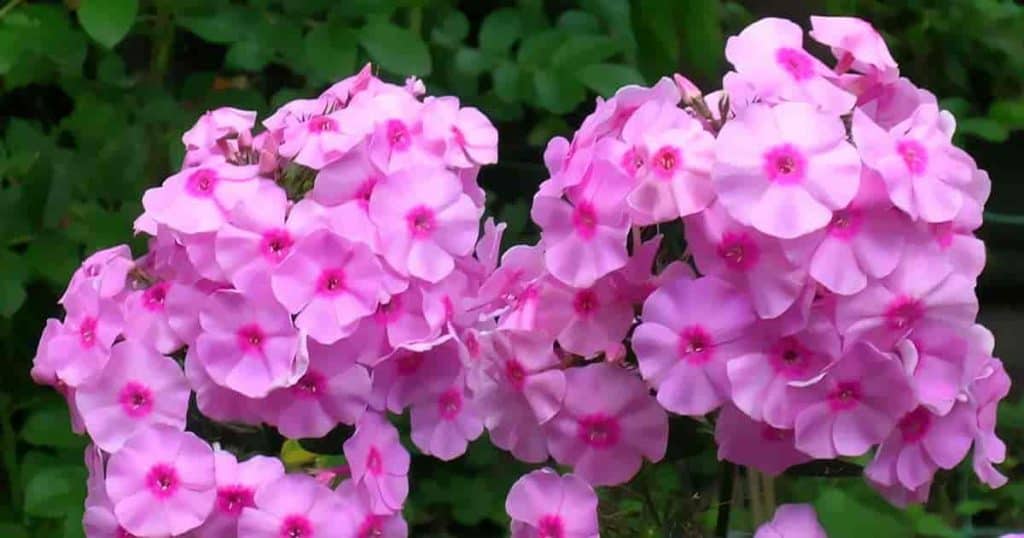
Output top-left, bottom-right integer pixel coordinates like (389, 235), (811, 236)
(678, 325), (714, 364)
(405, 206), (436, 238)
(259, 229), (294, 263)
(760, 425), (786, 442)
(898, 407), (933, 443)
(145, 463), (180, 499)
(577, 413), (621, 448)
(896, 139), (928, 176)
(316, 268), (347, 295)
(78, 317), (98, 348)
(357, 515), (385, 538)
(827, 381), (862, 411)
(537, 514), (565, 538)
(571, 201), (598, 240)
(374, 296), (402, 324)
(307, 115), (338, 133)
(775, 47), (815, 81)
(438, 388), (463, 420)
(366, 447), (383, 476)
(762, 144), (807, 184)
(292, 371), (326, 398)
(236, 324), (266, 353)
(572, 289), (599, 316)
(504, 359), (526, 390)
(386, 120), (411, 151)
(883, 295), (924, 332)
(651, 146), (682, 179)
(216, 485), (255, 516)
(118, 381), (154, 418)
(827, 209), (862, 240)
(621, 147), (646, 176)
(185, 169), (218, 198)
(279, 515), (314, 538)
(142, 283), (169, 311)
(769, 337), (815, 379)
(395, 351), (424, 375)
(716, 232), (760, 271)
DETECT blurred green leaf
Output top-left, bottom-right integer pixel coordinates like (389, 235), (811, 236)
(77, 0), (138, 48)
(557, 10), (601, 33)
(990, 99), (1024, 129)
(552, 35), (621, 69)
(304, 24), (358, 83)
(815, 487), (911, 538)
(906, 505), (958, 538)
(0, 251), (28, 317)
(479, 8), (522, 54)
(575, 64), (644, 96)
(226, 38), (274, 71)
(517, 30), (563, 68)
(23, 466), (87, 519)
(0, 523), (29, 538)
(533, 69), (585, 114)
(20, 407), (85, 450)
(358, 22), (431, 76)
(431, 10), (469, 48)
(454, 48), (490, 77)
(492, 62), (523, 103)
(178, 6), (253, 44)
(959, 117), (1010, 142)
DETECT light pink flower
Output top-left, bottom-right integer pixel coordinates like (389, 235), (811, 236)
(545, 363), (668, 486)
(122, 281), (184, 354)
(343, 412), (410, 514)
(754, 504), (828, 538)
(969, 357), (1010, 488)
(340, 287), (439, 366)
(809, 16), (898, 82)
(713, 102), (861, 238)
(370, 340), (462, 413)
(311, 144), (384, 207)
(75, 340), (189, 452)
(715, 404), (812, 476)
(865, 404), (974, 491)
(184, 346), (265, 424)
(105, 425), (216, 536)
(336, 480), (409, 537)
(47, 284), (124, 387)
(237, 474), (345, 538)
(793, 344), (915, 458)
(634, 275), (758, 416)
(554, 275), (635, 358)
(422, 96), (499, 167)
(60, 244), (133, 303)
(506, 469), (599, 538)
(369, 166), (481, 283)
(191, 451), (285, 538)
(141, 158), (261, 234)
(182, 107), (257, 166)
(411, 379), (483, 460)
(193, 284), (302, 398)
(214, 182), (301, 290)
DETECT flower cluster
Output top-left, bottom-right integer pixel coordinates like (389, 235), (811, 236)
(34, 65), (500, 537)
(30, 14), (1011, 538)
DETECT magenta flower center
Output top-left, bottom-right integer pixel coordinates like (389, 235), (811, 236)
(826, 209), (863, 240)
(260, 229), (294, 263)
(898, 407), (933, 443)
(678, 325), (714, 364)
(307, 115), (338, 133)
(577, 413), (621, 448)
(896, 139), (929, 176)
(438, 388), (463, 420)
(386, 119), (411, 150)
(716, 232), (760, 271)
(115, 527), (137, 538)
(769, 337), (815, 379)
(118, 381), (154, 418)
(216, 485), (255, 516)
(355, 178), (377, 207)
(292, 370), (326, 398)
(236, 324), (266, 353)
(762, 144), (807, 184)
(571, 201), (598, 240)
(883, 295), (924, 331)
(651, 146), (682, 179)
(620, 147), (646, 176)
(142, 282), (169, 311)
(775, 47), (815, 80)
(366, 447), (383, 476)
(316, 268), (347, 295)
(572, 289), (599, 316)
(357, 515), (385, 538)
(78, 316), (98, 348)
(505, 359), (527, 390)
(537, 514), (565, 538)
(185, 169), (218, 197)
(760, 425), (786, 442)
(374, 296), (402, 325)
(395, 351), (424, 375)
(145, 463), (180, 499)
(405, 206), (437, 238)
(279, 514), (314, 538)
(827, 381), (862, 411)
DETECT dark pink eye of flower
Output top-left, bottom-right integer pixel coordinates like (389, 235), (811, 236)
(505, 359), (527, 390)
(898, 407), (933, 443)
(826, 209), (863, 240)
(438, 388), (463, 420)
(896, 139), (929, 176)
(405, 206), (437, 238)
(577, 413), (621, 448)
(386, 119), (411, 150)
(716, 232), (760, 271)
(316, 268), (347, 295)
(115, 526), (137, 538)
(355, 178), (377, 206)
(307, 115), (338, 133)
(762, 143), (807, 184)
(142, 282), (170, 311)
(827, 381), (862, 411)
(651, 146), (682, 179)
(760, 425), (786, 442)
(883, 295), (924, 331)
(85, 263), (102, 277)
(145, 463), (180, 499)
(451, 125), (467, 147)
(357, 515), (385, 538)
(216, 485), (255, 516)
(769, 337), (814, 379)
(396, 351), (424, 375)
(621, 147), (645, 176)
(186, 169), (218, 197)
(78, 316), (98, 348)
(678, 325), (714, 364)
(118, 381), (154, 418)
(366, 447), (383, 475)
(537, 514), (565, 538)
(775, 47), (815, 80)
(374, 296), (402, 324)
(292, 371), (326, 398)
(236, 324), (266, 353)
(572, 289), (599, 316)
(260, 229), (294, 263)
(571, 201), (598, 240)
(279, 514), (314, 538)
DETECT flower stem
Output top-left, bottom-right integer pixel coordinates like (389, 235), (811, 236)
(714, 461), (735, 537)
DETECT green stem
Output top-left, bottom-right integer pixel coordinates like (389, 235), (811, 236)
(408, 6), (423, 36)
(985, 211), (1024, 225)
(149, 0), (175, 84)
(0, 0), (25, 20)
(714, 461), (735, 537)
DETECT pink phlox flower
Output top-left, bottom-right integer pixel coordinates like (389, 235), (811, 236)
(60, 244), (133, 303)
(505, 469), (599, 538)
(141, 158), (262, 235)
(754, 504), (828, 538)
(319, 63), (375, 107)
(809, 16), (899, 83)
(237, 473), (345, 538)
(967, 356), (1010, 488)
(191, 451), (285, 538)
(896, 325), (972, 416)
(215, 181), (299, 290)
(45, 285), (124, 387)
(411, 375), (484, 460)
(475, 244), (546, 315)
(122, 281), (184, 354)
(715, 404), (812, 476)
(370, 339), (461, 413)
(422, 96), (499, 167)
(341, 285), (440, 366)
(554, 274), (635, 358)
(182, 107), (257, 166)
(335, 480), (409, 538)
(185, 347), (266, 425)
(343, 412), (410, 514)
(362, 90), (431, 173)
(311, 143), (384, 207)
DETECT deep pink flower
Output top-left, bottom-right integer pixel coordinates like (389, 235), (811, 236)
(364, 90), (431, 173)
(237, 474), (345, 538)
(191, 451), (285, 538)
(411, 379), (483, 460)
(141, 158), (261, 234)
(809, 16), (898, 82)
(75, 340), (189, 452)
(193, 284), (302, 398)
(104, 425), (216, 536)
(754, 504), (828, 538)
(793, 344), (915, 458)
(634, 275), (759, 416)
(264, 339), (371, 438)
(713, 102), (862, 238)
(506, 469), (599, 538)
(545, 363), (668, 486)
(369, 166), (481, 283)
(865, 404), (974, 491)
(343, 412), (410, 514)
(715, 404), (812, 476)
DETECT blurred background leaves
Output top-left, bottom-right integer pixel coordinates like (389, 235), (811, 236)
(0, 0), (1021, 536)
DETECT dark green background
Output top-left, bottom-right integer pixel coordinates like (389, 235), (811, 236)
(0, 0), (1021, 536)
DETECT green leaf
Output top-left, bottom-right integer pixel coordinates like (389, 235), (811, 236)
(557, 10), (601, 33)
(24, 232), (79, 288)
(304, 24), (358, 83)
(431, 10), (469, 48)
(23, 466), (87, 519)
(955, 499), (996, 516)
(226, 39), (274, 71)
(0, 523), (29, 538)
(958, 117), (1010, 142)
(0, 26), (23, 75)
(454, 48), (490, 77)
(479, 8), (522, 54)
(575, 64), (644, 96)
(358, 22), (431, 76)
(552, 35), (621, 69)
(533, 70), (585, 114)
(77, 0), (138, 48)
(0, 250), (28, 317)
(815, 487), (911, 538)
(517, 30), (564, 68)
(178, 7), (253, 44)
(990, 99), (1024, 129)
(20, 406), (86, 449)
(492, 62), (523, 103)
(526, 116), (569, 147)
(906, 505), (958, 538)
